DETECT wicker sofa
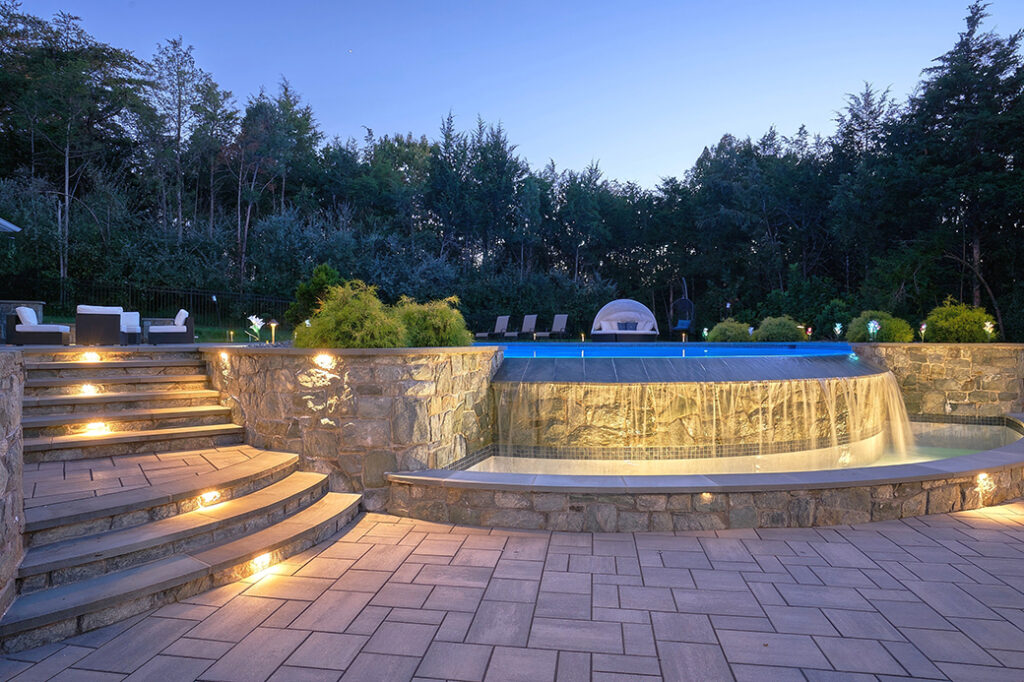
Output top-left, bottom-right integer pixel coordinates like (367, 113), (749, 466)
(6, 307), (70, 345)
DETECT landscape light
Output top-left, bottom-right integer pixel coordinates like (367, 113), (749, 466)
(251, 552), (272, 572)
(80, 384), (99, 396)
(269, 319), (278, 344)
(975, 472), (995, 498)
(313, 353), (336, 370)
(84, 422), (109, 435)
(81, 352), (100, 363)
(198, 491), (221, 507)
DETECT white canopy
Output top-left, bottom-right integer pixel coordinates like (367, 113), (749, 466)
(591, 299), (659, 334)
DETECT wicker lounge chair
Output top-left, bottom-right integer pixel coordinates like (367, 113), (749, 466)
(6, 307), (70, 345)
(148, 309), (194, 344)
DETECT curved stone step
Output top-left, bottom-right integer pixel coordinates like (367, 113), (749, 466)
(24, 375), (210, 397)
(25, 449), (298, 546)
(18, 472), (329, 592)
(23, 424), (244, 462)
(19, 348), (201, 363)
(24, 359), (206, 379)
(22, 389), (223, 417)
(0, 493), (362, 654)
(22, 405), (233, 438)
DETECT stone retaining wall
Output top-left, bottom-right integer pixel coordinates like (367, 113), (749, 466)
(388, 466), (1024, 531)
(853, 343), (1024, 417)
(203, 347), (501, 510)
(0, 350), (23, 617)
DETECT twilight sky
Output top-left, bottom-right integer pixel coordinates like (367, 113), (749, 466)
(27, 1), (1024, 187)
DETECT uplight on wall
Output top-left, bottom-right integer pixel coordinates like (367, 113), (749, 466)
(313, 353), (336, 371)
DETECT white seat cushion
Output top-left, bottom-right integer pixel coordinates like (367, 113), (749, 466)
(122, 325), (142, 334)
(638, 320), (654, 332)
(77, 305), (123, 315)
(173, 309), (189, 326)
(15, 306), (38, 325)
(17, 324), (70, 333)
(150, 324), (187, 333)
(600, 321), (617, 332)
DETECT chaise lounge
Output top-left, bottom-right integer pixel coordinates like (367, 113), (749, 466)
(148, 309), (194, 344)
(6, 307), (70, 345)
(475, 315), (510, 340)
(506, 314), (538, 339)
(536, 314), (568, 339)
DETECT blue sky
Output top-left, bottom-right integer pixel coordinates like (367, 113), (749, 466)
(28, 1), (1024, 187)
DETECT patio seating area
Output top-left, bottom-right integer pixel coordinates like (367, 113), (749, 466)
(5, 306), (196, 346)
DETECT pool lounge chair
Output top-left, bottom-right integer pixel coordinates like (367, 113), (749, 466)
(536, 314), (568, 339)
(506, 314), (538, 339)
(148, 309), (194, 344)
(475, 315), (510, 340)
(6, 307), (70, 345)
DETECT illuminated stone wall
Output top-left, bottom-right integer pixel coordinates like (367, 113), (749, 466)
(853, 343), (1024, 417)
(203, 347), (501, 510)
(0, 350), (24, 617)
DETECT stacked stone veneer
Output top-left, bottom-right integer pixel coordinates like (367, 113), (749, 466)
(0, 350), (23, 617)
(203, 347), (500, 510)
(853, 343), (1024, 417)
(389, 465), (1024, 531)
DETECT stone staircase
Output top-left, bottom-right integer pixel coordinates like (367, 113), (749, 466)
(0, 347), (361, 654)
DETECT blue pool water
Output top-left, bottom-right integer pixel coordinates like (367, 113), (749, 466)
(495, 342), (854, 359)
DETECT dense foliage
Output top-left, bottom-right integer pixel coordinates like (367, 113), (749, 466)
(753, 316), (804, 342)
(847, 311), (915, 343)
(707, 319), (752, 342)
(293, 281), (405, 349)
(925, 298), (997, 342)
(2, 3), (1024, 338)
(285, 263), (340, 326)
(395, 296), (474, 347)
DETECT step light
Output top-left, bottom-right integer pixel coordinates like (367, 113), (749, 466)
(198, 490), (222, 508)
(251, 552), (273, 572)
(83, 421), (110, 435)
(976, 472), (996, 499)
(81, 352), (101, 363)
(80, 384), (99, 396)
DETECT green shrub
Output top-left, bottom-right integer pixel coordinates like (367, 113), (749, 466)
(293, 280), (406, 349)
(707, 318), (753, 342)
(846, 310), (914, 342)
(753, 316), (803, 342)
(925, 297), (997, 342)
(286, 263), (341, 326)
(395, 296), (473, 347)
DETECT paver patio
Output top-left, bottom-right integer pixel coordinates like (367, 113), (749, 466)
(4, 500), (1024, 681)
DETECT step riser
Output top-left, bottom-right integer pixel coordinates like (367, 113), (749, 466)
(0, 505), (361, 655)
(23, 396), (222, 417)
(25, 432), (245, 464)
(25, 381), (211, 397)
(25, 457), (297, 547)
(26, 366), (207, 379)
(25, 415), (233, 439)
(18, 481), (329, 593)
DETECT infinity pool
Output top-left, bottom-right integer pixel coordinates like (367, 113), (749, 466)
(495, 341), (853, 359)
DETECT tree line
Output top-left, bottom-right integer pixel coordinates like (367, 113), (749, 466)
(1, 1), (1023, 338)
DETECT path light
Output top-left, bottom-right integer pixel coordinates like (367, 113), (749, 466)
(919, 323), (927, 342)
(81, 351), (100, 363)
(867, 319), (881, 341)
(80, 384), (99, 396)
(313, 353), (336, 371)
(834, 322), (843, 338)
(703, 328), (709, 340)
(229, 330), (234, 343)
(269, 319), (278, 344)
(984, 321), (995, 338)
(198, 491), (221, 508)
(580, 332), (585, 342)
(84, 422), (109, 435)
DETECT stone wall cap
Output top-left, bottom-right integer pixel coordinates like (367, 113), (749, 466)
(851, 342), (1024, 349)
(386, 435), (1024, 493)
(200, 344), (501, 357)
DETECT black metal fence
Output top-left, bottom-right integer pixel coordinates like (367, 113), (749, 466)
(6, 278), (292, 328)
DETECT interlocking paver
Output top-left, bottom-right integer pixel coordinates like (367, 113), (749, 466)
(10, 502), (1024, 681)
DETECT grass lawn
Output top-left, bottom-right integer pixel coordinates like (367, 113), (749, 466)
(41, 316), (294, 344)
